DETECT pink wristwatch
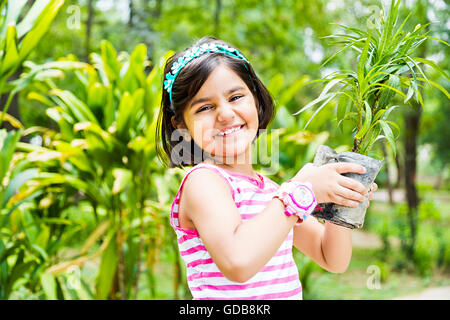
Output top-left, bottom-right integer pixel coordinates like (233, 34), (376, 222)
(274, 180), (317, 223)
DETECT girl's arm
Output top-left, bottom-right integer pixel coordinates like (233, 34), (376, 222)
(293, 218), (352, 273)
(293, 182), (378, 273)
(179, 168), (298, 283)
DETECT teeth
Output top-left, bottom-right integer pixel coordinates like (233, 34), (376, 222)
(217, 125), (242, 136)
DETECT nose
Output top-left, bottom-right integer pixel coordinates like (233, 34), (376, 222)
(217, 102), (235, 123)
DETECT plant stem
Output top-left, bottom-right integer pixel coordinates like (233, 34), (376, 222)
(352, 138), (361, 153)
(352, 100), (364, 153)
(147, 238), (156, 298)
(133, 199), (145, 299)
(0, 91), (15, 128)
(117, 198), (127, 299)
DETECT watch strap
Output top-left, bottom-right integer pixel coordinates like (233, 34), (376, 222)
(275, 180), (317, 223)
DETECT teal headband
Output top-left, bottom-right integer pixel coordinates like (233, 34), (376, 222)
(164, 43), (249, 112)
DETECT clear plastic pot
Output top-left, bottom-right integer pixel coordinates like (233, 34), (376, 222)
(311, 145), (383, 229)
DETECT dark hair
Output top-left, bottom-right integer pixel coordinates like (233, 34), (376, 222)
(156, 36), (275, 168)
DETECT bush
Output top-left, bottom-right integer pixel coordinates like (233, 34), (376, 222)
(392, 203), (410, 248)
(436, 227), (450, 270)
(375, 260), (391, 283)
(418, 200), (441, 222)
(413, 226), (440, 276)
(293, 251), (323, 297)
(369, 214), (392, 261)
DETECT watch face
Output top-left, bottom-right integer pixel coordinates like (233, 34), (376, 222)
(293, 185), (313, 208)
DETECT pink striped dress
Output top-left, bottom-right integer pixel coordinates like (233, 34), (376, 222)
(170, 163), (302, 300)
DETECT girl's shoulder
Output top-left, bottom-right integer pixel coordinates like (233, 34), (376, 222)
(177, 163), (280, 202)
(177, 162), (237, 200)
(170, 163), (237, 230)
(183, 162), (236, 183)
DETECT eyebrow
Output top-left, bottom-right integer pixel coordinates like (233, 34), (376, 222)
(190, 86), (246, 109)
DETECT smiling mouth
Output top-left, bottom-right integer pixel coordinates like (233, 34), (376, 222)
(216, 124), (245, 137)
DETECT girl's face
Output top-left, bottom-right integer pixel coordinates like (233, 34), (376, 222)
(177, 64), (259, 162)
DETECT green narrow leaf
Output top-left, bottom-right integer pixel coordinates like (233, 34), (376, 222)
(414, 57), (449, 80)
(385, 120), (401, 138)
(2, 168), (39, 208)
(1, 113), (22, 129)
(423, 36), (450, 47)
(355, 101), (372, 139)
(16, 0), (51, 38)
(81, 220), (110, 255)
(332, 23), (368, 38)
(403, 60), (420, 102)
(104, 85), (115, 129)
(1, 190), (42, 229)
(50, 89), (98, 124)
(358, 32), (371, 86)
(390, 12), (411, 44)
(381, 105), (399, 121)
(372, 109), (385, 125)
(0, 129), (22, 183)
(116, 89), (144, 138)
(100, 40), (121, 84)
(95, 233), (118, 300)
(0, 24), (19, 78)
(18, 0), (64, 61)
(121, 43), (147, 92)
(378, 74), (400, 108)
(404, 84), (414, 103)
(112, 168), (132, 194)
(406, 56), (430, 87)
(321, 39), (364, 67)
(4, 252), (34, 298)
(80, 277), (95, 299)
(367, 82), (406, 99)
(87, 82), (107, 108)
(303, 93), (337, 129)
(0, 0), (27, 39)
(336, 93), (349, 133)
(75, 122), (126, 153)
(55, 277), (65, 300)
(379, 0), (400, 58)
(41, 272), (57, 300)
(415, 85), (424, 107)
(0, 238), (8, 295)
(116, 91), (134, 136)
(27, 91), (55, 107)
(362, 127), (381, 155)
(293, 92), (335, 115)
(379, 120), (396, 157)
(320, 78), (342, 99)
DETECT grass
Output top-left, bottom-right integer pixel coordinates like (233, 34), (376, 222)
(300, 247), (450, 300)
(300, 190), (450, 300)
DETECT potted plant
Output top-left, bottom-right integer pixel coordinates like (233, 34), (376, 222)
(295, 0), (449, 228)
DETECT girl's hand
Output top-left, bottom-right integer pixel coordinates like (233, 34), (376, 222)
(366, 182), (378, 209)
(292, 163), (368, 207)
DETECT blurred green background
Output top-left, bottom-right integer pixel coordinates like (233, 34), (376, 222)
(0, 0), (448, 300)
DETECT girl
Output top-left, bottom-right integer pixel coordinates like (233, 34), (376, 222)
(156, 36), (377, 300)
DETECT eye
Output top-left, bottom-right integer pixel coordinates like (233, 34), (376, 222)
(196, 105), (213, 113)
(230, 95), (243, 102)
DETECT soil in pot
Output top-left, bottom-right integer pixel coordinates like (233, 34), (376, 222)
(311, 145), (383, 229)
